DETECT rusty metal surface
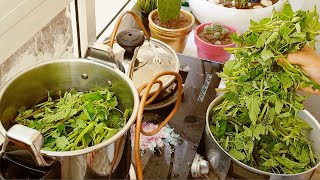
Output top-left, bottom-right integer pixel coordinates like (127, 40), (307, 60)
(140, 54), (222, 179)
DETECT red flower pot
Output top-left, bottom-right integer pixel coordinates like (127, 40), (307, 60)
(194, 23), (238, 63)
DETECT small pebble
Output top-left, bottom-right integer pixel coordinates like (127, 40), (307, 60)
(261, 0), (273, 7)
(253, 5), (263, 9)
(209, 0), (218, 4)
(215, 41), (222, 45)
(231, 0), (235, 6)
(247, 2), (252, 6)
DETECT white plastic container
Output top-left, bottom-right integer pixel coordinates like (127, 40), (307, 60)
(189, 0), (286, 33)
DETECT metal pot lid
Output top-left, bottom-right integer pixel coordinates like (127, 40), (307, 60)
(113, 38), (180, 95)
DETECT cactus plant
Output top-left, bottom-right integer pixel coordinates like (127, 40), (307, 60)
(198, 23), (233, 46)
(157, 0), (182, 22)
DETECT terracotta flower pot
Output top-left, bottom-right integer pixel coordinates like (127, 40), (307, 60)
(194, 23), (238, 63)
(148, 9), (195, 53)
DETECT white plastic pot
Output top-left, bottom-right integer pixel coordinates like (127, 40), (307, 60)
(189, 0), (286, 33)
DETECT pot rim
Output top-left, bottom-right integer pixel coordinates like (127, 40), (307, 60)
(199, 0), (285, 12)
(0, 58), (140, 157)
(194, 22), (238, 48)
(131, 38), (180, 95)
(148, 9), (195, 33)
(206, 95), (320, 176)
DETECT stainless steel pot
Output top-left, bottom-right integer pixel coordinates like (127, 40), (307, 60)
(0, 58), (139, 179)
(205, 95), (320, 180)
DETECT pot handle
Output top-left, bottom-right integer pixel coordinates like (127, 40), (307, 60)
(0, 124), (53, 167)
(84, 42), (125, 73)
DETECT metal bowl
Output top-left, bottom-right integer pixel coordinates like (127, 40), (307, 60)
(205, 95), (320, 180)
(0, 58), (139, 178)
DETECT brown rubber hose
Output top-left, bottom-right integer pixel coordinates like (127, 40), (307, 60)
(138, 80), (163, 105)
(109, 10), (151, 49)
(134, 71), (183, 180)
(106, 11), (180, 180)
(106, 11), (152, 178)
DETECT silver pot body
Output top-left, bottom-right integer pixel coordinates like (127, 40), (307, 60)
(205, 95), (320, 180)
(0, 58), (139, 179)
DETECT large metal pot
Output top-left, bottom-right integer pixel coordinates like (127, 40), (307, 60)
(0, 58), (139, 179)
(205, 95), (320, 180)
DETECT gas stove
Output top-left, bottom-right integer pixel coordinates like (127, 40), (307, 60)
(0, 53), (223, 180)
(138, 54), (222, 179)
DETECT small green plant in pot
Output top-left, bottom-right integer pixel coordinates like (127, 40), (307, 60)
(148, 0), (195, 53)
(194, 23), (237, 63)
(137, 0), (157, 15)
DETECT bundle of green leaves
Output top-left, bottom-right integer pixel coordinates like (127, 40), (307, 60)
(210, 3), (320, 174)
(15, 88), (131, 151)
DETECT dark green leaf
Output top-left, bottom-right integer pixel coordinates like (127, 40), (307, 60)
(217, 120), (227, 138)
(245, 95), (261, 125)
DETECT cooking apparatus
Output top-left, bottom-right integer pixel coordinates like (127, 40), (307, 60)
(109, 12), (180, 97)
(205, 95), (320, 180)
(0, 11), (182, 179)
(138, 54), (223, 179)
(0, 58), (139, 179)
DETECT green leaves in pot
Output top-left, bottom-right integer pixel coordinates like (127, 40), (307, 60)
(15, 88), (131, 151)
(211, 3), (320, 174)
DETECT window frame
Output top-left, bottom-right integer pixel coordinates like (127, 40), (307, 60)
(0, 0), (73, 63)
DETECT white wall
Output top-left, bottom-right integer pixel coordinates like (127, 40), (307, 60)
(0, 0), (73, 63)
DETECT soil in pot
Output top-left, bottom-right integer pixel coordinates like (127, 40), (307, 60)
(197, 24), (233, 45)
(211, 0), (279, 9)
(152, 12), (191, 29)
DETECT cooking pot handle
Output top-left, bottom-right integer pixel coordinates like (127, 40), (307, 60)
(0, 124), (53, 167)
(84, 42), (125, 73)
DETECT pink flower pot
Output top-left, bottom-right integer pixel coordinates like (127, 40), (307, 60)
(194, 23), (238, 63)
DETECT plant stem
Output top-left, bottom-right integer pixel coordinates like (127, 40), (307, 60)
(74, 121), (96, 146)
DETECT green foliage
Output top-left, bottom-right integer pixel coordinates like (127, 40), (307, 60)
(16, 88), (131, 151)
(136, 0), (157, 15)
(157, 0), (181, 22)
(211, 3), (320, 174)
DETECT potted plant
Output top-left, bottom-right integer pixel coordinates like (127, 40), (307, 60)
(148, 0), (195, 53)
(136, 0), (157, 34)
(189, 0), (286, 33)
(194, 23), (238, 63)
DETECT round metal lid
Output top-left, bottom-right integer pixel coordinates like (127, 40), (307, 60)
(113, 38), (180, 95)
(116, 29), (145, 52)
